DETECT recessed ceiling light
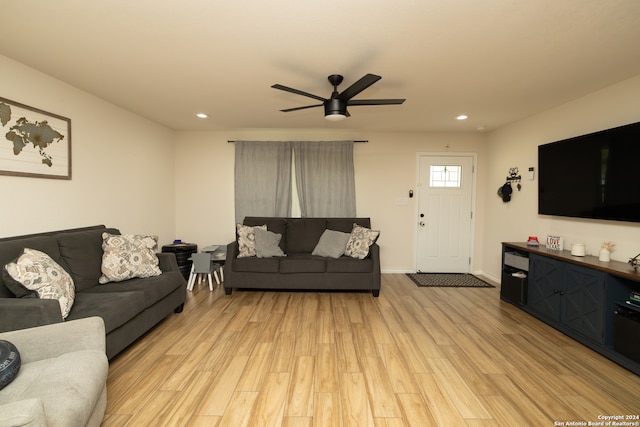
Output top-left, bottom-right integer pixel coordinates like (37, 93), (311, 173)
(196, 113), (208, 119)
(456, 115), (468, 120)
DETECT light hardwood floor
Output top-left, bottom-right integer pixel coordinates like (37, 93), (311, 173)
(103, 274), (640, 426)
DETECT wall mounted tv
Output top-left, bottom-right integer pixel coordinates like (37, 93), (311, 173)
(538, 121), (640, 223)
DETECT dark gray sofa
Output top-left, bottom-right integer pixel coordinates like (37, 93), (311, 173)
(0, 225), (186, 359)
(224, 217), (381, 296)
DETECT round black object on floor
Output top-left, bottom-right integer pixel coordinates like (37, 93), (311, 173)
(0, 340), (21, 390)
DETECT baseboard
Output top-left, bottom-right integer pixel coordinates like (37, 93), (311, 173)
(381, 269), (501, 284)
(381, 268), (416, 274)
(473, 270), (500, 284)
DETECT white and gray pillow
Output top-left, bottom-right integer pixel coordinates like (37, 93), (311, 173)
(99, 233), (162, 284)
(236, 224), (267, 258)
(3, 248), (75, 318)
(345, 224), (380, 259)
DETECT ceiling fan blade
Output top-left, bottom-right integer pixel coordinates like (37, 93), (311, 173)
(280, 103), (323, 112)
(347, 99), (406, 106)
(338, 74), (381, 101)
(271, 84), (326, 102)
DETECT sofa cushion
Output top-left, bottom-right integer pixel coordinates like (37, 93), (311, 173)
(65, 292), (145, 333)
(56, 227), (120, 292)
(236, 224), (267, 258)
(232, 257), (280, 273)
(254, 229), (286, 258)
(99, 233), (162, 284)
(83, 271), (184, 309)
(326, 257), (374, 273)
(345, 224), (380, 259)
(3, 249), (75, 319)
(286, 218), (326, 253)
(244, 217), (288, 252)
(279, 254), (326, 273)
(326, 218), (371, 233)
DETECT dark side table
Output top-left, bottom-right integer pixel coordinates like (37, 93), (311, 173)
(162, 243), (197, 279)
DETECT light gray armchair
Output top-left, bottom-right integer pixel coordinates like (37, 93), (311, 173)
(0, 317), (108, 427)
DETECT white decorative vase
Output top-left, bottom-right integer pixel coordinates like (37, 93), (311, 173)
(599, 248), (610, 262)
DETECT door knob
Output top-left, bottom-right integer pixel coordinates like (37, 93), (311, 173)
(419, 221), (425, 227)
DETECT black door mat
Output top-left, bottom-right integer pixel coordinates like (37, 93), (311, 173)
(407, 273), (495, 288)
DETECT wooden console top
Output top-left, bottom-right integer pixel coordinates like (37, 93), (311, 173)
(503, 242), (640, 282)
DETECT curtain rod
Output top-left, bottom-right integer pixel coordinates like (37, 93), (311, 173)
(227, 139), (368, 143)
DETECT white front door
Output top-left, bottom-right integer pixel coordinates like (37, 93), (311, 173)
(416, 154), (474, 273)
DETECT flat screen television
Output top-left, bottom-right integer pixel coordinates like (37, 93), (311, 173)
(538, 121), (640, 223)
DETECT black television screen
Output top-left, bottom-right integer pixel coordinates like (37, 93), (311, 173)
(538, 121), (640, 223)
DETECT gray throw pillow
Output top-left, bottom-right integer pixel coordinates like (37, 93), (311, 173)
(312, 229), (351, 258)
(254, 228), (286, 258)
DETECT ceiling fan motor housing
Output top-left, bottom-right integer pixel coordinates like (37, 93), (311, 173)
(324, 98), (346, 116)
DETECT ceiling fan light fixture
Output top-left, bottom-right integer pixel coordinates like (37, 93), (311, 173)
(324, 98), (347, 121)
(325, 112), (346, 121)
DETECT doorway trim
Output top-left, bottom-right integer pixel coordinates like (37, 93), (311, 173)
(414, 152), (478, 273)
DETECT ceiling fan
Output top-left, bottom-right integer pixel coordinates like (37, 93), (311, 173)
(271, 73), (405, 121)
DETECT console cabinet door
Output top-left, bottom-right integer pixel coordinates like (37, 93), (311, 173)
(562, 264), (605, 344)
(528, 254), (562, 322)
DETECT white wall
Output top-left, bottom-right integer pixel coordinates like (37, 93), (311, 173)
(0, 55), (176, 244)
(173, 129), (487, 273)
(481, 74), (640, 281)
(11, 49), (635, 279)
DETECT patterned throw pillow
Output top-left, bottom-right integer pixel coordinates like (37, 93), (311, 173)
(236, 224), (267, 258)
(3, 248), (75, 318)
(345, 224), (380, 259)
(99, 233), (162, 284)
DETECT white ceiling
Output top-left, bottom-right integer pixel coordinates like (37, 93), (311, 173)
(1, 0), (640, 133)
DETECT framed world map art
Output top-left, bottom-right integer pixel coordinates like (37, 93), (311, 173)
(0, 96), (71, 180)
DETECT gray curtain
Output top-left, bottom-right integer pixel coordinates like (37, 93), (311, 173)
(294, 141), (356, 217)
(234, 141), (292, 224)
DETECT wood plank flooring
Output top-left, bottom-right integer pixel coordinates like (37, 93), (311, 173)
(103, 274), (640, 426)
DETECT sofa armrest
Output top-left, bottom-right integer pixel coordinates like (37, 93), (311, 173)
(0, 316), (106, 363)
(0, 399), (47, 427)
(157, 252), (180, 273)
(369, 243), (381, 290)
(0, 298), (63, 333)
(223, 241), (237, 274)
(225, 241), (238, 263)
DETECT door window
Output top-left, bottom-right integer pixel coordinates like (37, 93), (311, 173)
(429, 165), (461, 188)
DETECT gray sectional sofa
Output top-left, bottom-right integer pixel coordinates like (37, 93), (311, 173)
(0, 225), (186, 359)
(224, 217), (381, 296)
